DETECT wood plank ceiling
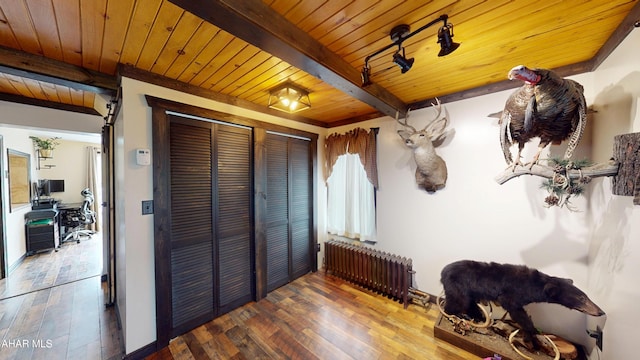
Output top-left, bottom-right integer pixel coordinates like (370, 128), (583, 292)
(0, 0), (638, 127)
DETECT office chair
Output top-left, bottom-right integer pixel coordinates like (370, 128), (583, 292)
(63, 188), (96, 243)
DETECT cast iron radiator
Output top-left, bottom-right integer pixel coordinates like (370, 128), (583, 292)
(324, 239), (413, 309)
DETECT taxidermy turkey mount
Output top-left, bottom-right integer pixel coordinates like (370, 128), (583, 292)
(499, 65), (587, 170)
(495, 65), (620, 209)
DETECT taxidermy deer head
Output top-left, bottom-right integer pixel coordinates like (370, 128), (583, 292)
(397, 99), (449, 193)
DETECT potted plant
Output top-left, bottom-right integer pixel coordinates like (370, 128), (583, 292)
(29, 136), (61, 158)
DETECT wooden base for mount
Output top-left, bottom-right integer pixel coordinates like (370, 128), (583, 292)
(612, 132), (640, 204)
(494, 160), (619, 185)
(496, 132), (639, 205)
(434, 314), (586, 360)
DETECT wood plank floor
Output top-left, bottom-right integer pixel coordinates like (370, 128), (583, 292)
(146, 271), (479, 360)
(0, 234), (102, 300)
(0, 235), (123, 360)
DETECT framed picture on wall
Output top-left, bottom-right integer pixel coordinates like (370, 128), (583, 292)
(7, 149), (31, 212)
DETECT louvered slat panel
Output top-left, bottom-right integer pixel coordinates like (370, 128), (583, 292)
(218, 233), (251, 306)
(169, 121), (214, 329)
(265, 134), (290, 291)
(215, 125), (253, 309)
(266, 135), (289, 225)
(171, 241), (213, 328)
(266, 225), (288, 290)
(290, 138), (311, 277)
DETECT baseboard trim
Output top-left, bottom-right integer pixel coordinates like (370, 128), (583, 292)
(8, 253), (26, 275)
(115, 302), (159, 359)
(124, 341), (158, 360)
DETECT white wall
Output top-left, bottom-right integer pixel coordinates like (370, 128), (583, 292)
(586, 28), (640, 360)
(34, 139), (100, 203)
(114, 107), (128, 347)
(0, 127), (36, 268)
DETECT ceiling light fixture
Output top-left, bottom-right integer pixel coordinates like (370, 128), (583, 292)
(361, 14), (459, 87)
(268, 82), (311, 113)
(393, 47), (414, 73)
(437, 22), (460, 56)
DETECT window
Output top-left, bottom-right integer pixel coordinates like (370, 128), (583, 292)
(325, 128), (378, 241)
(327, 153), (376, 240)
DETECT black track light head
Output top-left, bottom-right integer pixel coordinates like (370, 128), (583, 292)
(393, 51), (414, 73)
(437, 23), (460, 57)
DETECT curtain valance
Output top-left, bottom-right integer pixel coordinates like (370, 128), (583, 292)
(324, 128), (378, 188)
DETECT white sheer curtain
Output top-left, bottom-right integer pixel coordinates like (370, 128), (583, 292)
(327, 153), (376, 241)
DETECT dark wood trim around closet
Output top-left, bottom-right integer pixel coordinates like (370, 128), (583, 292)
(150, 104), (172, 348)
(253, 128), (268, 299)
(146, 95), (318, 350)
(145, 96), (319, 142)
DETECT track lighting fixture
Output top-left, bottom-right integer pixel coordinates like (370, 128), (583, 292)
(361, 14), (459, 86)
(437, 23), (460, 56)
(361, 64), (372, 87)
(392, 48), (414, 73)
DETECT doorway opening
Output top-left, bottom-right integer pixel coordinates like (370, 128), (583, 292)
(0, 128), (107, 302)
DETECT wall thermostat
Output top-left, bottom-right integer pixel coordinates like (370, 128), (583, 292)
(136, 148), (151, 166)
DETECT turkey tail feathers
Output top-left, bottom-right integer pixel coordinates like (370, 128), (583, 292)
(564, 93), (587, 160)
(500, 110), (513, 164)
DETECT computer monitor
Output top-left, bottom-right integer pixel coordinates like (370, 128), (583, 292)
(48, 179), (65, 193)
(38, 179), (65, 196)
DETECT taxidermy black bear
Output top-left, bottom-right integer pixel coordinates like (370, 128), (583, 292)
(441, 260), (605, 349)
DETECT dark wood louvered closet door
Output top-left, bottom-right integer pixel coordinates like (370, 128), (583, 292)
(215, 125), (254, 313)
(265, 133), (313, 292)
(163, 115), (253, 339)
(168, 120), (215, 336)
(265, 134), (289, 291)
(289, 138), (312, 278)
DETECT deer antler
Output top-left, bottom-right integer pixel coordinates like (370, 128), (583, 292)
(424, 98), (448, 142)
(396, 108), (416, 132)
(421, 98), (443, 131)
(396, 99), (446, 134)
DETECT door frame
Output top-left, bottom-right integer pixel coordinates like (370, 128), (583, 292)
(0, 135), (6, 279)
(102, 97), (120, 306)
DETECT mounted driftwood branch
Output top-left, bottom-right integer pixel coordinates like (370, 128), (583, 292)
(495, 160), (619, 185)
(611, 132), (640, 205)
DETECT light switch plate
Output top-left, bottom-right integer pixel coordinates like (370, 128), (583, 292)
(142, 200), (154, 215)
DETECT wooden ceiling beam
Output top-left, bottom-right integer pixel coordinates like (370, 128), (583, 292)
(408, 61), (595, 110)
(590, 1), (640, 70)
(0, 92), (101, 116)
(0, 46), (117, 95)
(168, 0), (408, 118)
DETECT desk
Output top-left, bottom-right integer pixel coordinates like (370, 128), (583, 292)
(31, 198), (58, 210)
(57, 203), (83, 242)
(25, 209), (59, 255)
